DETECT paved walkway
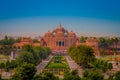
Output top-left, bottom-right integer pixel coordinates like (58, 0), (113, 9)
(65, 55), (83, 77)
(36, 54), (83, 77)
(36, 55), (53, 74)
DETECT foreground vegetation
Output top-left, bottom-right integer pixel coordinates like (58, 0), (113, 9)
(68, 45), (114, 80)
(11, 63), (80, 80)
(0, 44), (51, 79)
(68, 45), (112, 70)
(10, 62), (120, 80)
(17, 44), (51, 65)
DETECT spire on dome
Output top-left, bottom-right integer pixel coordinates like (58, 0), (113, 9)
(59, 22), (62, 27)
(58, 22), (62, 28)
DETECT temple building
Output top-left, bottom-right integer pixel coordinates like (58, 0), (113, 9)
(12, 24), (100, 56)
(40, 24), (79, 52)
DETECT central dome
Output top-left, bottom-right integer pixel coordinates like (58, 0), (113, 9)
(56, 24), (65, 32)
(41, 24), (78, 52)
(52, 24), (68, 37)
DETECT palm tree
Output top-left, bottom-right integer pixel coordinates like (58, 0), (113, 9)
(112, 38), (119, 63)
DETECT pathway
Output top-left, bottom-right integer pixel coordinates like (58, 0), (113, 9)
(36, 55), (53, 74)
(65, 55), (83, 77)
(36, 54), (83, 77)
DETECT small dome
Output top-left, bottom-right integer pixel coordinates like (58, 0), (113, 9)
(69, 31), (76, 37)
(45, 30), (52, 37)
(53, 24), (66, 33)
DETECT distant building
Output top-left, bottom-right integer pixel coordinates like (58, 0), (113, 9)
(110, 40), (120, 53)
(12, 24), (101, 56)
(13, 37), (41, 48)
(10, 50), (20, 60)
(40, 24), (79, 53)
(86, 37), (99, 56)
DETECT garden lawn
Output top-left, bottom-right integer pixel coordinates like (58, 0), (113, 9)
(0, 54), (10, 59)
(45, 56), (69, 69)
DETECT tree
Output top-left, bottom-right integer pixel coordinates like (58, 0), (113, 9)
(22, 44), (34, 52)
(63, 70), (81, 80)
(115, 71), (120, 80)
(32, 74), (43, 80)
(108, 63), (113, 70)
(5, 60), (11, 72)
(68, 45), (95, 68)
(83, 70), (104, 80)
(80, 36), (87, 43)
(33, 46), (51, 64)
(83, 69), (89, 77)
(98, 37), (108, 48)
(88, 59), (113, 72)
(108, 75), (114, 80)
(0, 35), (15, 55)
(18, 45), (51, 65)
(9, 60), (18, 69)
(42, 72), (59, 80)
(11, 63), (36, 80)
(15, 37), (21, 43)
(16, 51), (35, 65)
(11, 73), (21, 80)
(112, 38), (119, 58)
(0, 74), (1, 80)
(33, 39), (39, 43)
(0, 62), (5, 69)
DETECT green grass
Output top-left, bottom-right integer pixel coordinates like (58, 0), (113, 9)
(100, 55), (120, 61)
(0, 60), (6, 63)
(47, 63), (69, 68)
(45, 56), (69, 69)
(0, 54), (10, 59)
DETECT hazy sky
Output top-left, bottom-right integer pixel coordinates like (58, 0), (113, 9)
(0, 0), (120, 38)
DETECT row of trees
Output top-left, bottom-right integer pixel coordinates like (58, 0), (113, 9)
(0, 36), (20, 55)
(0, 60), (17, 72)
(67, 45), (120, 80)
(79, 36), (88, 43)
(88, 59), (113, 72)
(0, 35), (14, 54)
(83, 69), (104, 80)
(79, 36), (119, 47)
(98, 37), (119, 48)
(11, 63), (80, 80)
(0, 44), (51, 74)
(17, 44), (51, 65)
(11, 62), (59, 80)
(68, 45), (113, 70)
(98, 37), (119, 57)
(83, 69), (120, 80)
(0, 35), (40, 55)
(10, 62), (120, 80)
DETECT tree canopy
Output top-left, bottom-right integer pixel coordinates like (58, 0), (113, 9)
(68, 45), (95, 68)
(11, 63), (36, 80)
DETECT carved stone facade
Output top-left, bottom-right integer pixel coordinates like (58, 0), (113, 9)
(41, 24), (79, 52)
